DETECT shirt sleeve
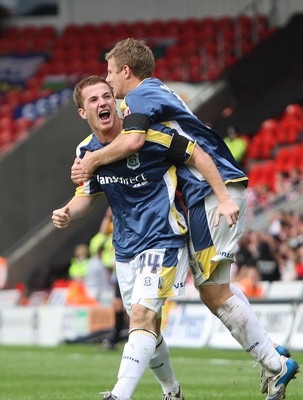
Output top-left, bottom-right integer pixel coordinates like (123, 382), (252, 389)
(120, 94), (163, 134)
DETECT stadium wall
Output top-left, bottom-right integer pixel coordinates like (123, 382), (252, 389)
(3, 0), (303, 29)
(0, 100), (109, 289)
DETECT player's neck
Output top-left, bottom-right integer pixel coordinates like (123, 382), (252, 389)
(95, 118), (122, 143)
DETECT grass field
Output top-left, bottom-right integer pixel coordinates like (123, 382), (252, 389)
(0, 344), (302, 400)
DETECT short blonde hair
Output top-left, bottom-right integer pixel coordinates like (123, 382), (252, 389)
(105, 38), (155, 80)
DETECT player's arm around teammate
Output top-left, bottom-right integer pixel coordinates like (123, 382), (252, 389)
(71, 138), (239, 229)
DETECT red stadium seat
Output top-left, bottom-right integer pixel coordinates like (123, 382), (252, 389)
(130, 21), (148, 38)
(36, 62), (53, 79)
(65, 46), (83, 61)
(164, 19), (182, 36)
(0, 38), (12, 54)
(65, 60), (85, 75)
(188, 65), (203, 83)
(0, 128), (15, 146)
(183, 18), (199, 32)
(146, 20), (165, 37)
(14, 118), (33, 134)
(217, 16), (234, 31)
(62, 24), (80, 37)
(285, 103), (303, 118)
(39, 25), (57, 39)
(3, 26), (19, 39)
(6, 90), (23, 106)
(85, 60), (107, 76)
(165, 45), (182, 58)
(97, 22), (114, 36)
(82, 45), (101, 61)
(33, 36), (54, 52)
(50, 61), (69, 75)
(0, 116), (14, 131)
(79, 23), (97, 37)
(274, 148), (293, 172)
(21, 25), (38, 38)
(168, 66), (188, 82)
(20, 89), (39, 104)
(0, 104), (14, 118)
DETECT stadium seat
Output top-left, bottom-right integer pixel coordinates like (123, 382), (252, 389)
(165, 44), (182, 58)
(217, 16), (234, 31)
(65, 60), (85, 75)
(14, 118), (33, 134)
(85, 60), (107, 76)
(0, 14), (279, 156)
(96, 22), (114, 36)
(200, 16), (216, 29)
(50, 61), (69, 75)
(66, 46), (84, 60)
(20, 89), (39, 104)
(21, 25), (38, 38)
(274, 147), (294, 171)
(188, 66), (203, 83)
(285, 103), (303, 118)
(39, 25), (57, 39)
(0, 116), (14, 131)
(51, 47), (67, 62)
(36, 62), (53, 79)
(183, 18), (199, 31)
(79, 23), (97, 36)
(146, 20), (165, 37)
(2, 25), (19, 39)
(62, 23), (80, 37)
(168, 66), (188, 82)
(130, 20), (148, 38)
(33, 35), (54, 53)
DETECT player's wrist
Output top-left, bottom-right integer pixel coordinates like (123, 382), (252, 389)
(93, 150), (104, 168)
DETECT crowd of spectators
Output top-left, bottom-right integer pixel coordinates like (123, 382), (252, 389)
(223, 102), (303, 217)
(231, 209), (303, 298)
(246, 168), (303, 216)
(1, 207), (303, 306)
(63, 206), (303, 304)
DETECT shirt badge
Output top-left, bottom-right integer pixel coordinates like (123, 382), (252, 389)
(127, 152), (140, 170)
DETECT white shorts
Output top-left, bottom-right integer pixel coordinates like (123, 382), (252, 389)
(188, 183), (247, 286)
(116, 246), (189, 316)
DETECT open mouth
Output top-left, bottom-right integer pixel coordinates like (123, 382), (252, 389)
(98, 110), (110, 120)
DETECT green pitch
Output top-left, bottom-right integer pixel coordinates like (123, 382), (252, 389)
(0, 344), (301, 399)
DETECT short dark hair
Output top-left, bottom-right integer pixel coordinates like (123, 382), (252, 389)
(73, 75), (113, 108)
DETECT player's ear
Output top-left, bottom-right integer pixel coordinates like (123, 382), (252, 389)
(78, 108), (87, 120)
(123, 64), (131, 78)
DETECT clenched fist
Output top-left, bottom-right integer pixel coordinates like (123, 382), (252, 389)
(52, 206), (71, 229)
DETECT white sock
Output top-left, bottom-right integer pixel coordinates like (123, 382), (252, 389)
(230, 283), (251, 307)
(216, 295), (281, 374)
(230, 283), (274, 346)
(112, 329), (157, 400)
(149, 333), (179, 394)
